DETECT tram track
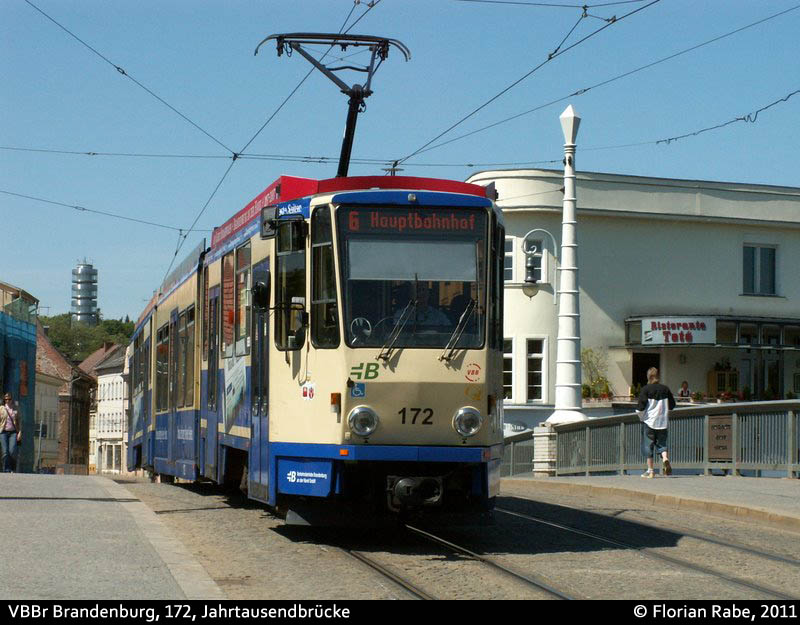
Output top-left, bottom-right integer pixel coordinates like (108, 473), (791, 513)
(345, 549), (437, 600)
(404, 523), (576, 600)
(495, 506), (797, 600)
(496, 490), (800, 570)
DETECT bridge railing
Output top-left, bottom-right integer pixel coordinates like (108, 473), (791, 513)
(548, 401), (798, 478)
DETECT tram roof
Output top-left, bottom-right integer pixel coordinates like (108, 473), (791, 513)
(210, 175), (491, 251)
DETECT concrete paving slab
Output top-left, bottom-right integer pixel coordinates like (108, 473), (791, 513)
(502, 474), (800, 532)
(0, 474), (225, 600)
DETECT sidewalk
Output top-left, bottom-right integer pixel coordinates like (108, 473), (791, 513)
(0, 473), (224, 600)
(502, 474), (800, 532)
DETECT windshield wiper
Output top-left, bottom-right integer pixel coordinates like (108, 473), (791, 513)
(439, 299), (476, 362)
(376, 299), (417, 361)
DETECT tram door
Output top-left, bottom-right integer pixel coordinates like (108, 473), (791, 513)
(249, 261), (271, 503)
(204, 288), (220, 480)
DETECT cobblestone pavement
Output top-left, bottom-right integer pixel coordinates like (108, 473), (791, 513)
(118, 478), (800, 600)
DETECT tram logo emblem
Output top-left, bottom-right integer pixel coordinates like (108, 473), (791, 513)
(350, 362), (379, 380)
(465, 363), (482, 382)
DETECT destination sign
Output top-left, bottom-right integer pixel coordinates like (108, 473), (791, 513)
(345, 208), (484, 235)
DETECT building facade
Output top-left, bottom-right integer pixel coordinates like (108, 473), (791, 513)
(466, 169), (800, 431)
(0, 281), (38, 472)
(92, 351), (126, 474)
(34, 321), (70, 472)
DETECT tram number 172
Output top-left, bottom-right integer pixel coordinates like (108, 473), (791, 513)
(399, 407), (433, 425)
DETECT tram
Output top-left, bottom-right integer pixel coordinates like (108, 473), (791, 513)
(127, 174), (505, 523)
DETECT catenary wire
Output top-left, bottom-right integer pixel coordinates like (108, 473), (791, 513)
(23, 0), (235, 155)
(410, 3), (800, 157)
(455, 0), (645, 8)
(394, 0), (660, 166)
(6, 86), (798, 170)
(0, 189), (211, 233)
(160, 1), (382, 284)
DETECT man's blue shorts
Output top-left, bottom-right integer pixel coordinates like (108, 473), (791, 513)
(642, 424), (668, 458)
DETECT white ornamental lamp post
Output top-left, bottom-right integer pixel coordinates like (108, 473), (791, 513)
(546, 105), (587, 425)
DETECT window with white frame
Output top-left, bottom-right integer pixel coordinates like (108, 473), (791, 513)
(526, 338), (545, 401)
(743, 244), (776, 295)
(503, 339), (513, 401)
(504, 237), (514, 282)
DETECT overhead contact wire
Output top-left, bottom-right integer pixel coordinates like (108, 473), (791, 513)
(408, 3), (800, 158)
(395, 0), (660, 165)
(23, 0), (235, 155)
(0, 189), (210, 232)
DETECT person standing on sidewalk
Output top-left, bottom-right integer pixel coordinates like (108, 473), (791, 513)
(636, 368), (675, 478)
(0, 392), (22, 473)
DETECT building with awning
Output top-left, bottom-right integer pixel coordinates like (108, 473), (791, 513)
(465, 169), (800, 430)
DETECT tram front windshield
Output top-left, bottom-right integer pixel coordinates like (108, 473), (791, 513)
(337, 206), (487, 349)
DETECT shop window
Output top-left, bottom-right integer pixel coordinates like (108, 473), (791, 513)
(785, 326), (800, 347)
(743, 245), (776, 295)
(626, 320), (642, 345)
(739, 323), (758, 345)
(716, 321), (736, 344)
(761, 325), (780, 346)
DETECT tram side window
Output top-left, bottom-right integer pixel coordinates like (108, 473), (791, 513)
(207, 293), (219, 411)
(185, 306), (195, 406)
(276, 220), (307, 351)
(221, 251), (235, 358)
(311, 206), (339, 348)
(490, 219), (505, 349)
(169, 314), (178, 410)
(202, 266), (209, 361)
(156, 324), (169, 412)
(144, 335), (151, 394)
(235, 243), (251, 356)
(177, 311), (186, 407)
(133, 335), (141, 394)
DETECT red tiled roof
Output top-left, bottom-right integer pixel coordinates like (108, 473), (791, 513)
(35, 320), (73, 391)
(78, 342), (124, 379)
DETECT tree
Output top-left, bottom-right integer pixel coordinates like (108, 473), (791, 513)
(581, 347), (612, 399)
(39, 314), (135, 362)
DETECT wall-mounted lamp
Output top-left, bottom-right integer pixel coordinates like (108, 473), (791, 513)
(521, 228), (558, 304)
(679, 354), (687, 365)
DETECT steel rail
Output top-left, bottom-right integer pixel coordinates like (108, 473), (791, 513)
(346, 549), (436, 600)
(496, 507), (796, 600)
(404, 524), (575, 600)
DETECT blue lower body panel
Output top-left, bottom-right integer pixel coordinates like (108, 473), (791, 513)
(267, 442), (503, 511)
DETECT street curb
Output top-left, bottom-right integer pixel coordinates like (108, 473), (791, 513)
(97, 477), (227, 599)
(501, 477), (800, 533)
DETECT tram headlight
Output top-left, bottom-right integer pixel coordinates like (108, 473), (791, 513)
(348, 406), (380, 438)
(452, 407), (484, 438)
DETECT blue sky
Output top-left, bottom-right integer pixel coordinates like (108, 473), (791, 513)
(2, 0), (798, 320)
